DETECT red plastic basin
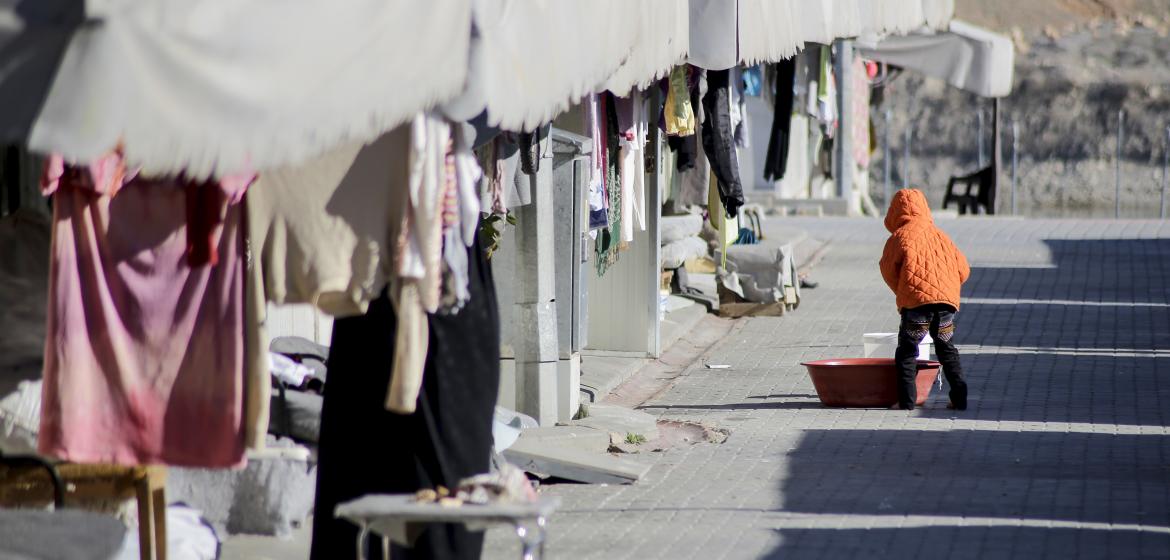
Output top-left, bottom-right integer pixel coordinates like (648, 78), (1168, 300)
(800, 358), (940, 407)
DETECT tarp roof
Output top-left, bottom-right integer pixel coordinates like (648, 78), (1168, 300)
(856, 19), (1015, 98)
(1, 0), (958, 176)
(689, 0), (955, 70)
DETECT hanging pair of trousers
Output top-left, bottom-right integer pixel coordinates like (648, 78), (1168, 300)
(700, 69), (745, 218)
(310, 234), (500, 560)
(894, 304), (967, 410)
(763, 58), (797, 181)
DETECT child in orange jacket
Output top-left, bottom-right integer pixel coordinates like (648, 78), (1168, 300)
(879, 189), (970, 410)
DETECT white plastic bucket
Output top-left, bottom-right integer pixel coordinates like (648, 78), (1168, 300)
(863, 332), (932, 360)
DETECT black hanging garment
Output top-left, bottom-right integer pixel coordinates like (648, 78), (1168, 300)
(667, 135), (696, 172)
(700, 69), (745, 218)
(763, 58), (797, 181)
(310, 234), (500, 560)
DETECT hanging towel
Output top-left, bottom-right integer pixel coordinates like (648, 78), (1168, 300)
(615, 91), (648, 241)
(39, 156), (252, 467)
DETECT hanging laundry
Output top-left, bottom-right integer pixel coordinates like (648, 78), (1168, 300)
(731, 67), (750, 149)
(595, 92), (623, 276)
(39, 154), (254, 467)
(700, 69), (746, 219)
(667, 135), (696, 172)
(386, 112), (455, 414)
(816, 45), (838, 137)
(675, 69), (712, 207)
(664, 66), (696, 137)
(742, 65), (763, 97)
(517, 130), (540, 175)
(851, 57), (872, 169)
(311, 234), (499, 560)
(615, 91), (648, 242)
(246, 130), (409, 317)
(586, 93), (609, 231)
(438, 123), (483, 315)
(478, 137), (507, 215)
(399, 113), (449, 313)
(764, 58), (798, 182)
(708, 172), (739, 269)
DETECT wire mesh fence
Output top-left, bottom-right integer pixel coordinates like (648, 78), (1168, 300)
(872, 104), (1170, 219)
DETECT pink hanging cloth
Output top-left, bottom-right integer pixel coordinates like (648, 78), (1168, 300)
(38, 153), (255, 468)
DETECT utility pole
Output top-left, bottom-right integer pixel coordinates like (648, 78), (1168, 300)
(1116, 109), (1124, 219)
(833, 39), (855, 209)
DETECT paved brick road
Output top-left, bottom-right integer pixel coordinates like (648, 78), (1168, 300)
(485, 217), (1170, 559)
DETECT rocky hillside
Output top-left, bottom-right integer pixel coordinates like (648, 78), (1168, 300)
(870, 1), (1170, 217)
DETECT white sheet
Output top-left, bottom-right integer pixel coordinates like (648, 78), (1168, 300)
(692, 0), (955, 71)
(469, 0), (640, 132)
(857, 19), (1014, 98)
(28, 0), (472, 178)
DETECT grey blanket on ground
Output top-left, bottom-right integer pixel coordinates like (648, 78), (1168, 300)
(662, 237), (710, 270)
(719, 242), (799, 303)
(661, 213), (704, 246)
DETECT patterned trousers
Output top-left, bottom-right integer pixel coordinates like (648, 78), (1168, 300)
(895, 304), (968, 410)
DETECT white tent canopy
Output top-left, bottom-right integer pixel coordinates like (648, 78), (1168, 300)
(1, 0), (959, 176)
(689, 0), (955, 70)
(600, 0), (690, 98)
(453, 0), (642, 132)
(16, 0), (473, 178)
(856, 19), (1015, 98)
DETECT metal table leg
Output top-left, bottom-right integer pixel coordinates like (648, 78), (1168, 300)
(515, 517), (549, 560)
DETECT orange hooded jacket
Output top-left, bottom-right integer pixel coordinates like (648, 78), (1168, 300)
(879, 189), (970, 311)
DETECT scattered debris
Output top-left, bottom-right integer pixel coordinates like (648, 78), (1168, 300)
(705, 363), (730, 369)
(413, 464), (538, 506)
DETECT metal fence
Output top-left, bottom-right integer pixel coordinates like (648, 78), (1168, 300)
(874, 107), (1170, 219)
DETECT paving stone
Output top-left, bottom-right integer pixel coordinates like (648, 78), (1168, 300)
(485, 218), (1170, 559)
(569, 403), (661, 441)
(513, 425), (611, 454)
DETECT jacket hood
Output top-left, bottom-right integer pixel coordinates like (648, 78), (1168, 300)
(884, 189), (932, 233)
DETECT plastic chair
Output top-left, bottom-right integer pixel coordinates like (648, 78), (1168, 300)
(942, 166), (996, 215)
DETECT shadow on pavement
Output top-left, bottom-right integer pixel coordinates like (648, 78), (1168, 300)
(949, 237), (1170, 426)
(762, 525), (1170, 559)
(638, 401), (825, 411)
(964, 239), (1170, 305)
(763, 428), (1170, 558)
